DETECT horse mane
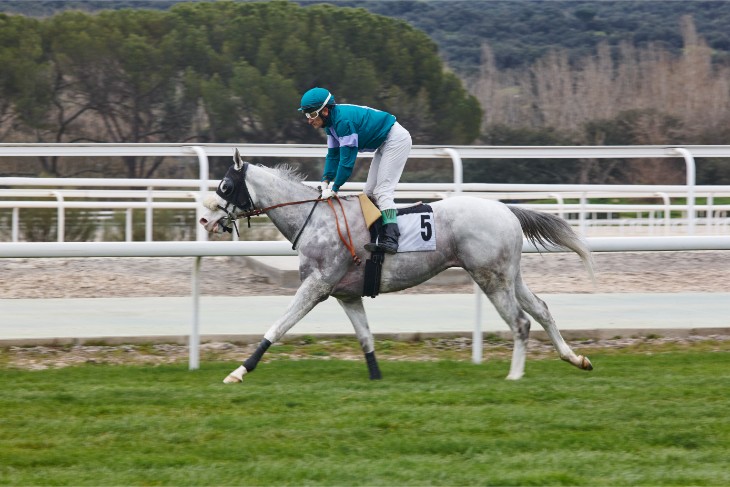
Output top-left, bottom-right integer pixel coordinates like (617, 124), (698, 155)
(258, 163), (318, 193)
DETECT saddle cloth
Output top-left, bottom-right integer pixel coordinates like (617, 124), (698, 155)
(396, 204), (436, 252)
(358, 195), (436, 252)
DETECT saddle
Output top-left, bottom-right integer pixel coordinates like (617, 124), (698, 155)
(358, 194), (381, 228)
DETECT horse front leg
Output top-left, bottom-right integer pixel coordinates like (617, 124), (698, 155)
(223, 276), (332, 383)
(336, 296), (382, 380)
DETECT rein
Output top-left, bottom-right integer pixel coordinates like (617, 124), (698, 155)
(216, 162), (360, 264)
(327, 196), (361, 265)
(239, 197), (321, 219)
(231, 194), (361, 265)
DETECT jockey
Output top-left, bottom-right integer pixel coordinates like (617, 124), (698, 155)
(299, 87), (412, 254)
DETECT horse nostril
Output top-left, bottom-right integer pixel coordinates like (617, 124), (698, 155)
(199, 218), (208, 225)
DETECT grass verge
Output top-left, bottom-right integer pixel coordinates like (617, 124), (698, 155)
(1, 347), (729, 485)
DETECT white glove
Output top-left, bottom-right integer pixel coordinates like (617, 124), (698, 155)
(320, 181), (336, 199)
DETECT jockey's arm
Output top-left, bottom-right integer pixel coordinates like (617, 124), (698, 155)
(332, 146), (358, 192)
(322, 147), (339, 183)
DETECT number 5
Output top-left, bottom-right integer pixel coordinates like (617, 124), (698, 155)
(420, 214), (433, 241)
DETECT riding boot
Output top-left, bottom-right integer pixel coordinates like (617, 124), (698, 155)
(378, 222), (400, 254)
(365, 208), (399, 254)
(365, 222), (400, 254)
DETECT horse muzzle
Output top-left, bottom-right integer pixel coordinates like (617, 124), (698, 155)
(199, 216), (231, 234)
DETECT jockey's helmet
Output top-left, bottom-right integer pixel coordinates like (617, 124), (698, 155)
(298, 87), (335, 112)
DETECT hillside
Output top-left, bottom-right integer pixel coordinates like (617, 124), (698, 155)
(4, 1), (730, 76)
(325, 1), (730, 75)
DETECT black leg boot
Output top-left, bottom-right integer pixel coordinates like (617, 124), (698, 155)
(364, 222), (399, 254)
(364, 220), (383, 253)
(377, 223), (400, 254)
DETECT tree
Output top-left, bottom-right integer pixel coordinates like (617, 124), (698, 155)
(170, 1), (481, 146)
(38, 9), (202, 177)
(2, 2), (482, 178)
(0, 15), (51, 142)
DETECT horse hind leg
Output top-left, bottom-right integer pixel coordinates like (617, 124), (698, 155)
(337, 296), (382, 380)
(515, 274), (593, 371)
(470, 271), (530, 380)
(485, 288), (532, 380)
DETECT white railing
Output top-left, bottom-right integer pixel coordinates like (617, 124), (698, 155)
(3, 143), (730, 241)
(5, 188), (730, 240)
(4, 183), (730, 240)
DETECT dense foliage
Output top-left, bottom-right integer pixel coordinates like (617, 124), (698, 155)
(0, 1), (480, 178)
(6, 1), (730, 76)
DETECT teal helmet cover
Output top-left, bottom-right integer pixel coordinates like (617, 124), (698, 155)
(299, 87), (335, 111)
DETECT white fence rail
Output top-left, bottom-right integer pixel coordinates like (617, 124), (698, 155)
(3, 184), (730, 240)
(3, 143), (730, 240)
(0, 186), (730, 242)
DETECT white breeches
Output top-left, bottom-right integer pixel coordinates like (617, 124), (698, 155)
(364, 122), (411, 211)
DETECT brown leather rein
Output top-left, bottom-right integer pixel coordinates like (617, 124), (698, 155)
(235, 195), (362, 266)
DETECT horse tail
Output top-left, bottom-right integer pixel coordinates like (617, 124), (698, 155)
(508, 205), (595, 280)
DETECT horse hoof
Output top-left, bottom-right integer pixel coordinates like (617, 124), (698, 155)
(222, 365), (247, 383)
(579, 355), (593, 371)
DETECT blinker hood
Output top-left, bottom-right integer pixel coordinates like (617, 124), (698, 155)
(217, 162), (254, 213)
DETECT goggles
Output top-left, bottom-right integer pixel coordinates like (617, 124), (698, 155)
(303, 92), (332, 119)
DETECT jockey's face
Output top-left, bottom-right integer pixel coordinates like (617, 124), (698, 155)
(306, 106), (329, 129)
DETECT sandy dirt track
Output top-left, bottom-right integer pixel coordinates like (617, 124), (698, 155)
(1, 250), (728, 299)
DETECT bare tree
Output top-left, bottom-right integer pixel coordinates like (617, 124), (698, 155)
(470, 15), (730, 144)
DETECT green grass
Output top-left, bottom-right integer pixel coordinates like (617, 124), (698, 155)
(1, 351), (729, 486)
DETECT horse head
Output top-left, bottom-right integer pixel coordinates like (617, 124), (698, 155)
(199, 149), (255, 235)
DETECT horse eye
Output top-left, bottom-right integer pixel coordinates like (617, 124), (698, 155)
(219, 177), (234, 196)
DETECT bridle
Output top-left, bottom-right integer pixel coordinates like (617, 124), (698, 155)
(214, 162), (256, 237)
(216, 161), (321, 239)
(215, 162), (324, 250)
(214, 162), (361, 264)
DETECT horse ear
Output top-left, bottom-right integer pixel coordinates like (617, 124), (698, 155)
(233, 148), (244, 171)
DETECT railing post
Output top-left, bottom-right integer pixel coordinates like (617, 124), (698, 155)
(185, 146), (210, 241)
(439, 148), (463, 194)
(12, 207), (19, 242)
(707, 194), (714, 231)
(52, 191), (65, 242)
(145, 187), (153, 242)
(182, 145), (210, 368)
(671, 147), (696, 235)
(190, 255), (201, 370)
(472, 281), (482, 364)
(125, 208), (133, 242)
(654, 192), (671, 235)
(549, 193), (565, 219)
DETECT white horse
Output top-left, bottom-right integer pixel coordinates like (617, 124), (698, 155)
(199, 150), (595, 383)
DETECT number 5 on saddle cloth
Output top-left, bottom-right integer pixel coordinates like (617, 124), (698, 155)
(359, 195), (436, 297)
